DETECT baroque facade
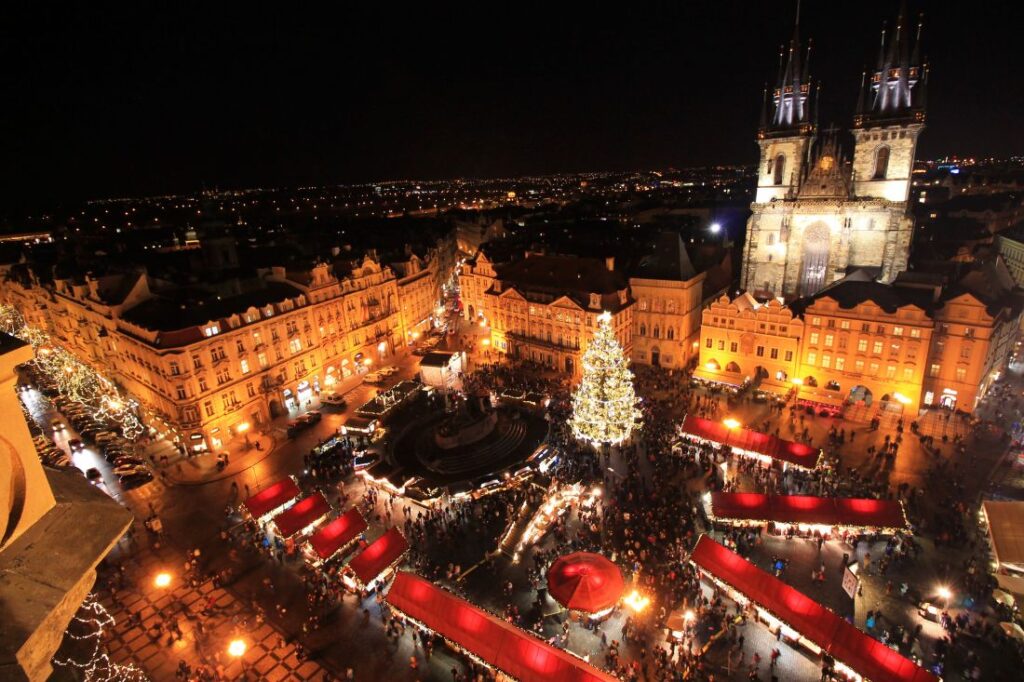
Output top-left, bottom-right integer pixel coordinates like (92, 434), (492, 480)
(699, 265), (1023, 414)
(1, 245), (454, 454)
(458, 233), (711, 376)
(741, 7), (927, 300)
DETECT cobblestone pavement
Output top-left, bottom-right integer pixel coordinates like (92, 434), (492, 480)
(97, 526), (331, 681)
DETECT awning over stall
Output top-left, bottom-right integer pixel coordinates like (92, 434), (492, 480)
(709, 492), (907, 532)
(385, 572), (618, 682)
(689, 536), (937, 682)
(347, 528), (409, 585)
(308, 508), (368, 561)
(271, 492), (330, 538)
(681, 415), (822, 469)
(243, 477), (301, 519)
(982, 500), (1024, 574)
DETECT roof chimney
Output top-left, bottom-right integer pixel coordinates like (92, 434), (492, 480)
(605, 256), (615, 272)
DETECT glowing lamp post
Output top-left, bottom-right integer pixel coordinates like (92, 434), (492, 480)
(237, 421), (251, 448)
(722, 417), (741, 430)
(153, 572), (172, 589)
(624, 590), (650, 613)
(937, 586), (953, 608)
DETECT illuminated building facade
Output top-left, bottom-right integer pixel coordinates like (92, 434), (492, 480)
(629, 232), (707, 369)
(1, 249), (453, 453)
(700, 270), (1023, 414)
(741, 7), (927, 299)
(696, 293), (804, 395)
(459, 239), (710, 375)
(483, 255), (633, 376)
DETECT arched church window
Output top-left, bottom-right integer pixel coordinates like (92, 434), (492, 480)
(639, 323), (646, 336)
(667, 327), (675, 340)
(873, 146), (890, 179)
(773, 154), (786, 185)
(653, 325), (660, 339)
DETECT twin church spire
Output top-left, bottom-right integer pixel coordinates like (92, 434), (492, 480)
(760, 1), (926, 137)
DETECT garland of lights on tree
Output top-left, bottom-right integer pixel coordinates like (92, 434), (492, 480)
(52, 594), (148, 681)
(0, 304), (145, 440)
(569, 311), (642, 446)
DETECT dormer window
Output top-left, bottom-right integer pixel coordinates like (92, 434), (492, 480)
(202, 323), (220, 337)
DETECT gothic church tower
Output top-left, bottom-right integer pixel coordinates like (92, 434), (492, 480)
(741, 2), (926, 300)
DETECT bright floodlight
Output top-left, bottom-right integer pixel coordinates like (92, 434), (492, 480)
(153, 572), (172, 588)
(723, 418), (741, 430)
(709, 222), (722, 234)
(937, 586), (953, 601)
(228, 639), (246, 657)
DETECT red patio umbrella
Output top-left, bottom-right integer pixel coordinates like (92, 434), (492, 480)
(547, 552), (625, 614)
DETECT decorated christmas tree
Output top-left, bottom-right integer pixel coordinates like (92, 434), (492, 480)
(569, 311), (642, 445)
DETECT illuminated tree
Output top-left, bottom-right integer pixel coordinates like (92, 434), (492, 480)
(569, 311), (641, 445)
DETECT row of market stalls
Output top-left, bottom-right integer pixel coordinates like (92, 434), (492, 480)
(705, 492), (908, 536)
(689, 535), (938, 682)
(246, 478), (620, 680)
(241, 477), (409, 589)
(678, 416), (934, 680)
(678, 414), (823, 471)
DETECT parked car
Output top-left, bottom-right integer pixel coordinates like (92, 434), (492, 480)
(113, 464), (150, 477)
(363, 371), (386, 385)
(113, 456), (145, 467)
(378, 366), (400, 377)
(119, 471), (154, 488)
(321, 393), (347, 408)
(286, 419), (305, 438)
(305, 410), (322, 424)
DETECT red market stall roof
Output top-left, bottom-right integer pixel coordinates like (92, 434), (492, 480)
(547, 552), (625, 613)
(347, 528), (409, 585)
(689, 536), (938, 682)
(681, 415), (821, 469)
(308, 508), (368, 561)
(272, 492), (330, 538)
(243, 478), (301, 519)
(710, 492), (907, 531)
(386, 572), (618, 682)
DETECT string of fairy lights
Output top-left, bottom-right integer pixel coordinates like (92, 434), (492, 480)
(0, 304), (145, 440)
(569, 311), (642, 445)
(51, 595), (149, 681)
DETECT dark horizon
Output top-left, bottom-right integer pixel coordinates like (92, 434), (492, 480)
(2, 1), (1021, 210)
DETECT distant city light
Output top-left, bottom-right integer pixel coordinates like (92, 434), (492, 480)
(709, 222), (722, 234)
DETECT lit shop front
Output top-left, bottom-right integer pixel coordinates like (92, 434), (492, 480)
(704, 492), (908, 539)
(677, 415), (822, 472)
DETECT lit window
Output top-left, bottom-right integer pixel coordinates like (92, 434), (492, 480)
(240, 359), (250, 374)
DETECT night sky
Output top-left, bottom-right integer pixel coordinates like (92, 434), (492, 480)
(2, 1), (1021, 208)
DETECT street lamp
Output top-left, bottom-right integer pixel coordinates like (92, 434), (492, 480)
(937, 586), (953, 606)
(624, 590), (650, 613)
(723, 417), (741, 430)
(153, 571), (172, 589)
(709, 222), (722, 234)
(237, 422), (251, 448)
(228, 638), (246, 659)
